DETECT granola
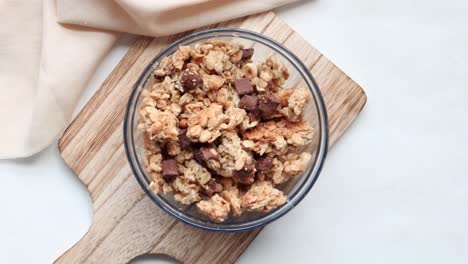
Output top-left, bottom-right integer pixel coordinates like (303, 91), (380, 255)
(138, 40), (314, 222)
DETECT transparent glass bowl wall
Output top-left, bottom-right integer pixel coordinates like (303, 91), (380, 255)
(124, 29), (329, 232)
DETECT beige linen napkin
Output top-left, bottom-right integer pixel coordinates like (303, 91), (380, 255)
(0, 0), (297, 159)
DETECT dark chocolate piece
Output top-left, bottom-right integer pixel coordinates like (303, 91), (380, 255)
(239, 95), (258, 112)
(193, 149), (204, 164)
(259, 94), (280, 118)
(203, 178), (217, 197)
(178, 129), (192, 149)
(233, 163), (255, 185)
(241, 48), (254, 60)
(181, 69), (202, 90)
(194, 147), (219, 165)
(234, 78), (254, 96)
(256, 156), (273, 176)
(200, 147), (219, 161)
(161, 159), (179, 181)
(247, 111), (260, 123)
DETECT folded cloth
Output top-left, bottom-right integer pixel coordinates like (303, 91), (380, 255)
(0, 0), (297, 159)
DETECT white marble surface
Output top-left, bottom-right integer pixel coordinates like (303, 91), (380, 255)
(1, 0), (468, 263)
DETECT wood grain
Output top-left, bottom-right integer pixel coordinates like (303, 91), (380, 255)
(56, 11), (367, 264)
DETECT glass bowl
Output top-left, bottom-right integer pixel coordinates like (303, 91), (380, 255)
(124, 28), (328, 232)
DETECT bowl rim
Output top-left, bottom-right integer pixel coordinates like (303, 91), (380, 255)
(124, 28), (329, 232)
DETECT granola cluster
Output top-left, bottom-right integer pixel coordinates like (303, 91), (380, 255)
(138, 40), (313, 222)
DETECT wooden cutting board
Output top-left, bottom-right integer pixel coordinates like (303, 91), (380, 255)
(55, 11), (367, 264)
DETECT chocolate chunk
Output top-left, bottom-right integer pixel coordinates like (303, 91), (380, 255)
(256, 156), (273, 176)
(203, 178), (217, 197)
(239, 95), (258, 112)
(181, 69), (202, 90)
(194, 147), (219, 165)
(193, 149), (205, 164)
(248, 112), (259, 122)
(201, 147), (219, 161)
(241, 48), (254, 60)
(259, 94), (280, 118)
(207, 178), (217, 190)
(161, 159), (179, 181)
(234, 78), (254, 96)
(178, 129), (192, 149)
(233, 164), (255, 185)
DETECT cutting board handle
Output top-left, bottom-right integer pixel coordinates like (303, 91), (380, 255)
(54, 226), (99, 264)
(54, 221), (168, 264)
